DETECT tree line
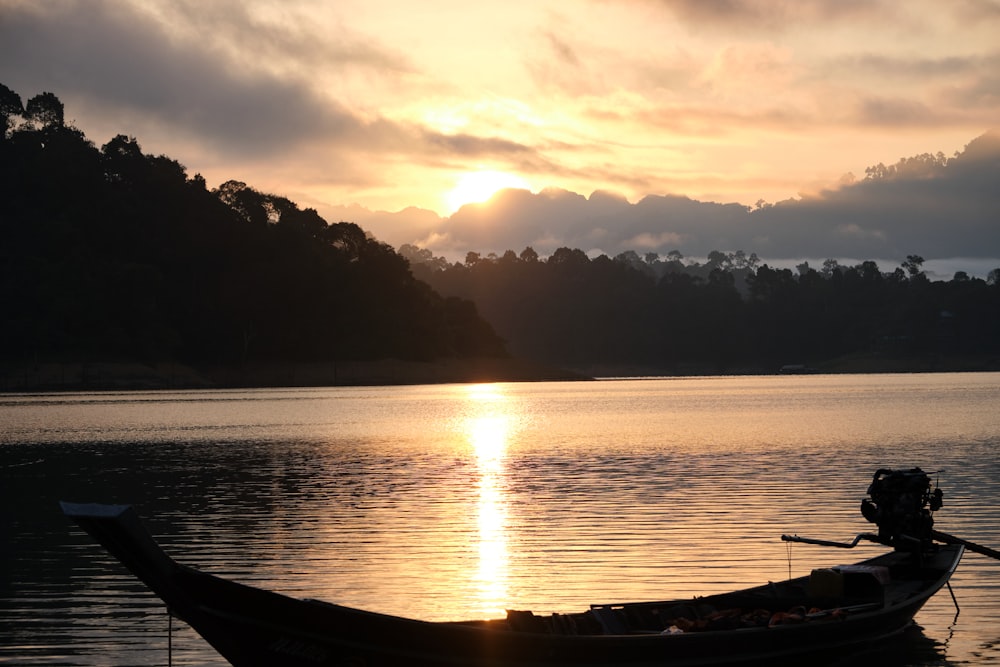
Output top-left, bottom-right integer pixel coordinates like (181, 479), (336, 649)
(0, 84), (506, 372)
(4, 82), (997, 379)
(401, 245), (1000, 373)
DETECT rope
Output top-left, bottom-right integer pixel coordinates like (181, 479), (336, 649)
(946, 581), (960, 616)
(168, 607), (173, 667)
(786, 539), (793, 580)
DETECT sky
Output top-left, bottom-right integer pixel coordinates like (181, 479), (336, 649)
(2, 0), (999, 277)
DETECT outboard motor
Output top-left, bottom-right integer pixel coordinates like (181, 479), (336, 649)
(860, 468), (943, 550)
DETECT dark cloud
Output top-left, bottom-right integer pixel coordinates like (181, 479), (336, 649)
(544, 31), (582, 67)
(845, 53), (987, 80)
(854, 97), (940, 128)
(632, 104), (807, 135)
(825, 51), (1000, 123)
(0, 0), (554, 171)
(0, 1), (376, 157)
(951, 68), (1000, 108)
(954, 0), (1000, 21)
(422, 131), (536, 158)
(643, 0), (888, 30)
(165, 0), (415, 75)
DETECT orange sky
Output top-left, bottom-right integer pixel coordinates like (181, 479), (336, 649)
(2, 0), (998, 269)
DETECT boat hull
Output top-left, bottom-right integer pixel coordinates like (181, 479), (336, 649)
(61, 502), (963, 667)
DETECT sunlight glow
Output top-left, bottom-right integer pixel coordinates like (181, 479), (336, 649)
(445, 170), (531, 214)
(471, 415), (508, 471)
(463, 385), (514, 615)
(466, 383), (505, 403)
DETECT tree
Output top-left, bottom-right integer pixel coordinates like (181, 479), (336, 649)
(821, 258), (841, 277)
(519, 246), (539, 263)
(705, 250), (730, 271)
(865, 162), (891, 180)
(732, 250), (758, 270)
(0, 83), (23, 137)
(101, 134), (145, 183)
(215, 180), (270, 227)
(548, 247), (589, 267)
(857, 260), (882, 284)
(902, 255), (926, 280)
(399, 243), (449, 272)
(614, 250), (643, 269)
(24, 92), (64, 131)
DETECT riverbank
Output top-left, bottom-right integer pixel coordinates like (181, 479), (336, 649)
(3, 353), (997, 393)
(563, 353), (1000, 379)
(0, 357), (590, 392)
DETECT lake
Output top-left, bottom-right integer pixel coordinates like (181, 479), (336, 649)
(2, 373), (999, 665)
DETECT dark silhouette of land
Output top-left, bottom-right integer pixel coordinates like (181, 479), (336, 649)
(1, 84), (554, 390)
(2, 83), (998, 390)
(406, 244), (1000, 377)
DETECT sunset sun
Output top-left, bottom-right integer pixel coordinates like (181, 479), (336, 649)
(445, 170), (531, 214)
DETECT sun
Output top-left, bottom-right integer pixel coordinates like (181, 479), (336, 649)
(445, 170), (531, 214)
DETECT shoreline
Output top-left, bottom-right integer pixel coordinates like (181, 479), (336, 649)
(2, 353), (997, 393)
(0, 357), (590, 393)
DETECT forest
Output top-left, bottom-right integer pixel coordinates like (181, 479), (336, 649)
(0, 84), (507, 387)
(2, 83), (998, 386)
(401, 245), (1000, 375)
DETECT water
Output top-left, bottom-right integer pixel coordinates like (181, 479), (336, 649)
(2, 373), (999, 665)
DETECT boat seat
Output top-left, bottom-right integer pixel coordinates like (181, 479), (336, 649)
(589, 605), (629, 634)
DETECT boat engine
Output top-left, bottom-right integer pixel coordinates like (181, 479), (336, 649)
(860, 467), (943, 550)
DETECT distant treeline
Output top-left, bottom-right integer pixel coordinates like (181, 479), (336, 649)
(0, 84), (506, 369)
(402, 245), (1000, 373)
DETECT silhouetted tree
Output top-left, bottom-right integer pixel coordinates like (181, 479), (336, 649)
(0, 83), (23, 137)
(902, 254), (926, 279)
(24, 92), (64, 131)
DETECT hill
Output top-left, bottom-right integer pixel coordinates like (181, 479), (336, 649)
(0, 84), (537, 390)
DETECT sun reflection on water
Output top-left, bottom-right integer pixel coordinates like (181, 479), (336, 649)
(464, 384), (511, 616)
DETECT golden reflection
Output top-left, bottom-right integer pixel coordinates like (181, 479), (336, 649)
(464, 384), (511, 615)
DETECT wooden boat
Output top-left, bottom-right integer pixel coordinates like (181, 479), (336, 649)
(62, 468), (971, 667)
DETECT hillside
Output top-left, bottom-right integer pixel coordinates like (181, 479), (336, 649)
(0, 84), (531, 390)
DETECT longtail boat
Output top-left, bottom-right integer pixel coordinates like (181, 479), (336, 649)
(63, 468), (994, 667)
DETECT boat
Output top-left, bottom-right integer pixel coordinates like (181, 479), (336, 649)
(62, 468), (976, 667)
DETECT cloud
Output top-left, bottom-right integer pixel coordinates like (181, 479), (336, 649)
(3, 0), (996, 242)
(544, 31), (582, 68)
(162, 0), (415, 76)
(644, 0), (891, 30)
(356, 131), (1000, 268)
(0, 0), (558, 197)
(854, 97), (940, 128)
(0, 1), (382, 158)
(844, 52), (987, 80)
(421, 131), (536, 159)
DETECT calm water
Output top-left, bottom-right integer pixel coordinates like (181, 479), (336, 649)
(2, 373), (999, 665)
